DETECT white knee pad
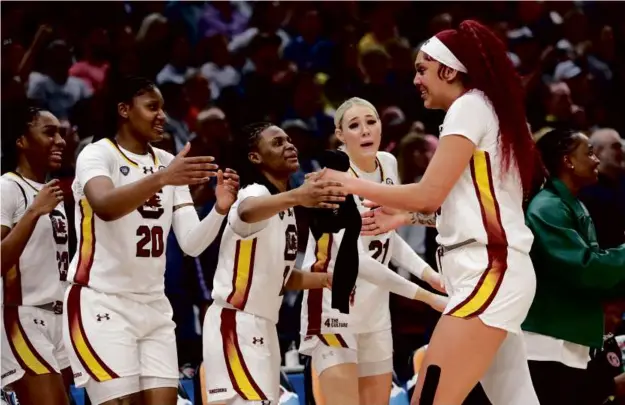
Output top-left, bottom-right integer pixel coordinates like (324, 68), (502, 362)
(84, 375), (141, 405)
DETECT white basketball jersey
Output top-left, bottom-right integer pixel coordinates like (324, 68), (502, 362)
(212, 184), (298, 324)
(301, 152), (400, 335)
(68, 139), (191, 298)
(0, 173), (68, 306)
(436, 90), (534, 253)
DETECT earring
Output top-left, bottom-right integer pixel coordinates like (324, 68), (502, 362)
(570, 165), (575, 170)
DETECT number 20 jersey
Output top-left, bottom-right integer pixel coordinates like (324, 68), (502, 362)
(68, 139), (191, 297)
(211, 184), (298, 324)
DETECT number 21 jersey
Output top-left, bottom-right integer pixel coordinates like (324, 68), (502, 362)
(68, 139), (191, 297)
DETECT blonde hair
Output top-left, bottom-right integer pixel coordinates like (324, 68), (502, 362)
(334, 97), (379, 129)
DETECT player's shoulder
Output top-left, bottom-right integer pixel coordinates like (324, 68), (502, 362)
(451, 90), (494, 117)
(79, 138), (117, 159)
(376, 151), (397, 167)
(238, 183), (271, 198)
(151, 146), (175, 166)
(0, 174), (22, 194)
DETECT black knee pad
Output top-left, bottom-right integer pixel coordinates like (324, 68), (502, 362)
(420, 365), (442, 405)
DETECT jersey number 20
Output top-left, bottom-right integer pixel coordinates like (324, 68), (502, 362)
(136, 225), (164, 257)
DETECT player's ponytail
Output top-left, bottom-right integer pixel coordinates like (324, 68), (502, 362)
(458, 20), (540, 199)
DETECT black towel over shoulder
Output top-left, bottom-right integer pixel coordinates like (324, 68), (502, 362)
(307, 150), (361, 314)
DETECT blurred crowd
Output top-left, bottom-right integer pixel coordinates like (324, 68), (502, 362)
(2, 0), (624, 390)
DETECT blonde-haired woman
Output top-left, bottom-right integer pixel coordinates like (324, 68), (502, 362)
(300, 97), (445, 405)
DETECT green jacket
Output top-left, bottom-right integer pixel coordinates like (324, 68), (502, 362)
(522, 179), (625, 348)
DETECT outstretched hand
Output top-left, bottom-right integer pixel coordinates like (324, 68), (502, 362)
(361, 203), (409, 236)
(215, 168), (239, 215)
(162, 143), (219, 186)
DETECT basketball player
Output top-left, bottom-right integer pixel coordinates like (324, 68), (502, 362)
(62, 76), (238, 405)
(318, 20), (542, 405)
(203, 122), (348, 405)
(1, 106), (71, 404)
(300, 98), (446, 405)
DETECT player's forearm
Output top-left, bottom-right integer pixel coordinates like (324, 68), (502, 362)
(358, 255), (419, 299)
(86, 173), (166, 221)
(408, 212), (437, 227)
(345, 178), (438, 213)
(1, 208), (41, 275)
(173, 206), (226, 257)
(390, 234), (430, 279)
(285, 270), (327, 291)
(237, 191), (298, 224)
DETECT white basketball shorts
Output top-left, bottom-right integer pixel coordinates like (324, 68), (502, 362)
(62, 285), (178, 388)
(2, 306), (69, 388)
(203, 304), (281, 404)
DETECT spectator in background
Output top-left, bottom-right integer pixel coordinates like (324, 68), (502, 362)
(69, 26), (111, 93)
(283, 72), (334, 141)
(358, 5), (400, 55)
(199, 34), (240, 100)
(160, 81), (194, 153)
(228, 2), (290, 56)
(27, 40), (92, 121)
(198, 1), (251, 41)
(379, 106), (410, 154)
(156, 33), (195, 86)
(523, 128), (625, 405)
(395, 133), (438, 269)
(135, 12), (170, 79)
(283, 8), (334, 73)
(579, 128), (625, 249)
(239, 32), (296, 122)
(183, 72), (212, 132)
(359, 46), (395, 111)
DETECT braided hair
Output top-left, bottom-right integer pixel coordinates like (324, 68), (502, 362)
(235, 121), (277, 188)
(1, 104), (44, 174)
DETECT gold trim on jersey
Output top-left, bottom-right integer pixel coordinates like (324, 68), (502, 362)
(3, 263), (22, 305)
(75, 198), (96, 285)
(67, 285), (119, 382)
(104, 139), (160, 168)
(6, 172), (41, 192)
(305, 233), (333, 335)
(3, 307), (54, 375)
(220, 308), (268, 400)
(226, 239), (258, 310)
(448, 150), (508, 319)
(318, 333), (349, 348)
(348, 157), (384, 181)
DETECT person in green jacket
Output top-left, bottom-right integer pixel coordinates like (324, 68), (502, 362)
(523, 128), (625, 405)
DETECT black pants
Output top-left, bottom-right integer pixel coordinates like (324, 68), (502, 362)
(528, 360), (591, 405)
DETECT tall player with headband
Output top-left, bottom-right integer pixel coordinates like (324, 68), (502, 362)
(318, 20), (541, 405)
(299, 97), (446, 405)
(62, 76), (239, 405)
(1, 106), (71, 405)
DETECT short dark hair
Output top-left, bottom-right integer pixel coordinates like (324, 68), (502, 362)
(113, 75), (156, 106)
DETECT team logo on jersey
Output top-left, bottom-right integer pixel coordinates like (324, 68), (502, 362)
(49, 210), (68, 245)
(120, 166), (130, 176)
(158, 165), (166, 171)
(283, 224), (298, 261)
(385, 178), (394, 185)
(607, 351), (621, 368)
(252, 337), (264, 346)
(96, 313), (110, 322)
(33, 319), (45, 326)
(137, 190), (165, 219)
